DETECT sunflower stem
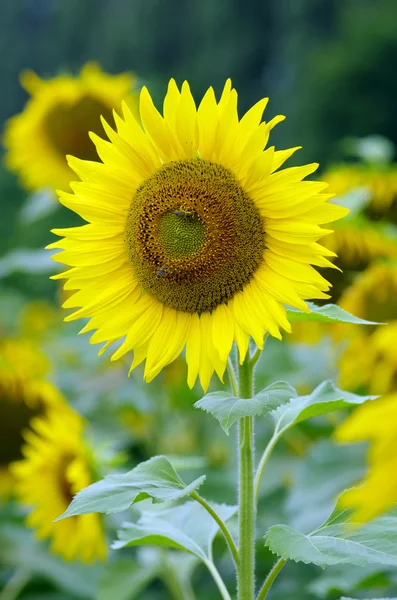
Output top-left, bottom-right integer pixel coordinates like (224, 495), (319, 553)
(0, 568), (30, 600)
(237, 354), (256, 600)
(256, 558), (287, 600)
(190, 491), (240, 567)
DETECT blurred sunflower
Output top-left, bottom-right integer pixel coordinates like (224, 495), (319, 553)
(12, 407), (107, 563)
(321, 219), (397, 302)
(49, 79), (347, 390)
(0, 338), (63, 496)
(323, 163), (397, 219)
(335, 393), (397, 521)
(4, 62), (139, 192)
(337, 263), (397, 394)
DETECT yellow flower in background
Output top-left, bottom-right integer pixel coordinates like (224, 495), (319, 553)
(335, 394), (397, 522)
(49, 79), (346, 390)
(4, 62), (139, 192)
(337, 263), (397, 394)
(339, 262), (397, 326)
(323, 163), (397, 217)
(12, 407), (107, 563)
(324, 221), (397, 272)
(0, 338), (64, 497)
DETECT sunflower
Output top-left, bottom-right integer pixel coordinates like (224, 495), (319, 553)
(337, 263), (397, 394)
(12, 407), (107, 563)
(0, 338), (63, 497)
(323, 163), (397, 220)
(335, 393), (397, 521)
(320, 220), (397, 303)
(49, 79), (347, 390)
(4, 62), (139, 192)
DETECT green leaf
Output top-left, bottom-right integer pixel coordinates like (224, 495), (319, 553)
(286, 302), (380, 325)
(98, 560), (158, 600)
(286, 440), (366, 533)
(341, 598), (397, 600)
(309, 564), (390, 598)
(272, 380), (376, 435)
(265, 511), (397, 569)
(195, 381), (297, 434)
(113, 501), (237, 562)
(57, 456), (206, 520)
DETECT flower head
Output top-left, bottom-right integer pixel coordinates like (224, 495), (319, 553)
(337, 263), (397, 394)
(12, 407), (106, 563)
(50, 79), (347, 390)
(323, 163), (397, 218)
(4, 63), (139, 191)
(335, 393), (397, 521)
(0, 338), (64, 497)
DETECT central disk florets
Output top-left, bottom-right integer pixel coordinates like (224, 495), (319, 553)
(125, 159), (265, 313)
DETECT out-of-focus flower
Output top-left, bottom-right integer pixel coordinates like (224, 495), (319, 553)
(49, 79), (346, 390)
(12, 407), (107, 563)
(337, 263), (397, 394)
(4, 63), (139, 192)
(323, 164), (397, 218)
(0, 338), (64, 497)
(335, 393), (397, 521)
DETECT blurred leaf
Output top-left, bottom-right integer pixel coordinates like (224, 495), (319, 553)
(113, 501), (237, 562)
(195, 381), (297, 434)
(98, 560), (158, 600)
(309, 564), (391, 598)
(340, 598), (397, 600)
(271, 381), (376, 434)
(0, 249), (54, 278)
(57, 456), (206, 519)
(286, 302), (381, 325)
(342, 134), (395, 163)
(286, 440), (366, 533)
(332, 187), (372, 215)
(265, 510), (397, 568)
(19, 189), (58, 225)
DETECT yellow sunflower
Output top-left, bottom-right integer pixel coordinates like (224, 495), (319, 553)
(0, 338), (64, 497)
(49, 79), (347, 390)
(12, 407), (107, 563)
(335, 393), (397, 521)
(4, 62), (139, 192)
(323, 163), (397, 217)
(337, 263), (397, 393)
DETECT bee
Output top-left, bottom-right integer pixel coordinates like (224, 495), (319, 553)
(156, 264), (169, 278)
(174, 209), (194, 221)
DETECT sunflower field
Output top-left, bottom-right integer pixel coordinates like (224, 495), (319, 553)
(2, 1), (397, 600)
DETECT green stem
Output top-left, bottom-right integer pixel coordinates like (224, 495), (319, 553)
(227, 357), (238, 396)
(190, 491), (240, 567)
(256, 558), (286, 600)
(253, 432), (280, 505)
(237, 356), (256, 600)
(205, 560), (232, 600)
(0, 569), (30, 600)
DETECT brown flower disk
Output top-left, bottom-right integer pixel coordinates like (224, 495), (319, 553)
(125, 159), (265, 313)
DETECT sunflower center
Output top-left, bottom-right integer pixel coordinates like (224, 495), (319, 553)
(0, 388), (43, 465)
(125, 159), (265, 313)
(45, 95), (114, 162)
(57, 455), (75, 506)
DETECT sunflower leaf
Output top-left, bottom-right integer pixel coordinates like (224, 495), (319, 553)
(113, 500), (237, 562)
(287, 302), (381, 325)
(271, 380), (376, 435)
(194, 381), (297, 434)
(264, 511), (397, 568)
(56, 456), (206, 520)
